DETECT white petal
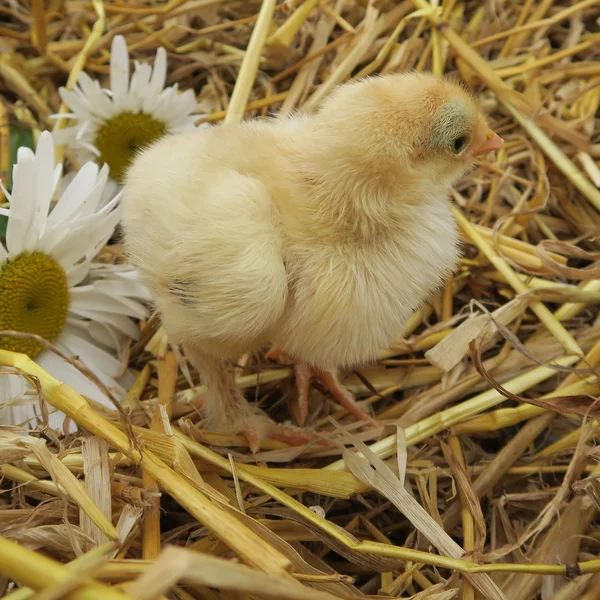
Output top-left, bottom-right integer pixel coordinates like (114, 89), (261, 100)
(60, 326), (122, 377)
(110, 35), (130, 107)
(90, 277), (150, 303)
(6, 153), (36, 255)
(174, 89), (197, 115)
(52, 163), (63, 198)
(76, 72), (114, 119)
(91, 315), (141, 342)
(151, 87), (177, 122)
(35, 346), (123, 430)
(67, 316), (119, 351)
(71, 311), (140, 345)
(51, 126), (79, 145)
(89, 264), (152, 301)
(66, 260), (90, 287)
(46, 161), (100, 227)
(52, 208), (121, 269)
(43, 183), (120, 266)
(126, 63), (152, 112)
(71, 86), (105, 124)
(32, 131), (56, 239)
(80, 142), (101, 157)
(56, 170), (75, 197)
(157, 89), (196, 128)
(36, 225), (66, 258)
(98, 176), (120, 210)
(145, 46), (167, 103)
(88, 321), (127, 352)
(17, 147), (34, 162)
(64, 182), (120, 232)
(0, 374), (35, 428)
(59, 87), (94, 120)
(69, 285), (147, 319)
(75, 164), (110, 218)
(49, 112), (77, 120)
(170, 116), (200, 133)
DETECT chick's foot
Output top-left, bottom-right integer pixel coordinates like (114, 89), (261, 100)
(237, 411), (317, 454)
(184, 343), (316, 453)
(267, 347), (376, 426)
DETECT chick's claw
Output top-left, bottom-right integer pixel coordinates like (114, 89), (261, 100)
(316, 368), (376, 426)
(268, 347), (376, 426)
(239, 413), (317, 454)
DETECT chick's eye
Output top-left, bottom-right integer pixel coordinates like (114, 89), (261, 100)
(452, 136), (468, 154)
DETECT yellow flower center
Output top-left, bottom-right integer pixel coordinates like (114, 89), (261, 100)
(0, 251), (70, 358)
(94, 111), (167, 183)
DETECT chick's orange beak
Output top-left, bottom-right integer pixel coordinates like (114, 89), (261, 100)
(473, 129), (504, 156)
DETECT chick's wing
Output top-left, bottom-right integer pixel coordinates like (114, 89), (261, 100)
(124, 163), (288, 352)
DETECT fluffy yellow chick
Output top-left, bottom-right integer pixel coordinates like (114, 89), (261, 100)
(122, 72), (503, 451)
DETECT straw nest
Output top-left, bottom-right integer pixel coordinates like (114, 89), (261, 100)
(1, 0), (600, 599)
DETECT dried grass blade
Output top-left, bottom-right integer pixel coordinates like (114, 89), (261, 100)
(224, 0), (277, 124)
(440, 439), (485, 542)
(426, 295), (528, 372)
(327, 355), (579, 470)
(0, 350), (292, 577)
(452, 377), (600, 435)
(81, 435), (112, 545)
(2, 543), (116, 600)
(338, 432), (506, 600)
(410, 0), (600, 212)
(128, 546), (341, 600)
(0, 463), (62, 497)
(268, 0), (320, 47)
(52, 0), (105, 168)
(115, 505), (144, 550)
(453, 206), (582, 356)
(302, 5), (380, 113)
(23, 436), (118, 541)
(144, 350), (177, 560)
(0, 536), (130, 600)
(224, 510), (364, 599)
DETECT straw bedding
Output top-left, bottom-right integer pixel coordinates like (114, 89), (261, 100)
(1, 1), (600, 599)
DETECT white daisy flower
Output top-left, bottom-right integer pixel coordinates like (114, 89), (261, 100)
(0, 131), (149, 432)
(53, 35), (198, 183)
(58, 168), (119, 211)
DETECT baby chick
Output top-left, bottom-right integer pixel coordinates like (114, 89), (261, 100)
(122, 72), (502, 451)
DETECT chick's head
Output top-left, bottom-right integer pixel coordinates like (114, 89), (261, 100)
(313, 72), (503, 191)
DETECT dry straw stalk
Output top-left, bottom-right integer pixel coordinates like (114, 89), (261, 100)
(2, 0), (600, 597)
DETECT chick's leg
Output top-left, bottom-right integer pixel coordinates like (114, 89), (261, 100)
(184, 343), (313, 452)
(317, 369), (376, 424)
(268, 347), (375, 426)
